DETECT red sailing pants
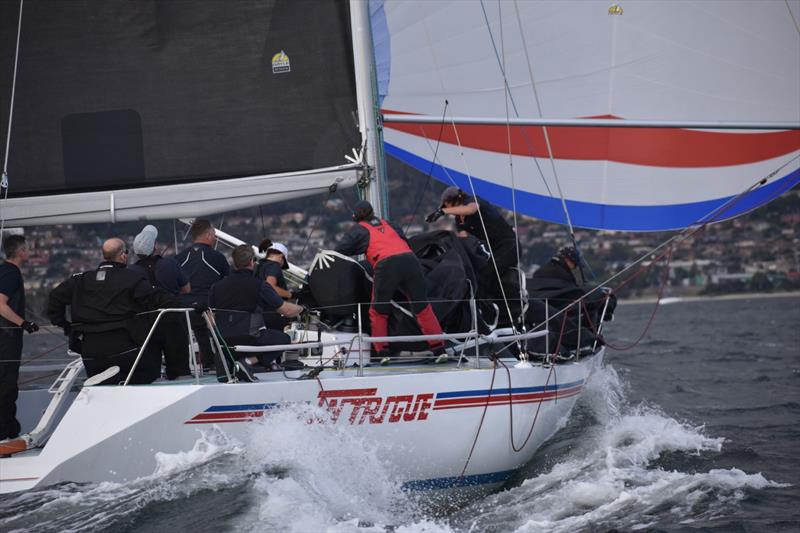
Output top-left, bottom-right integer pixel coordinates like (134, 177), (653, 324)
(369, 253), (444, 353)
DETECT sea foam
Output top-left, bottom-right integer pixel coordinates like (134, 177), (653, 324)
(451, 366), (785, 533)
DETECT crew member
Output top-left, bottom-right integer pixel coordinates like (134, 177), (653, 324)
(336, 200), (444, 359)
(533, 246), (584, 286)
(48, 238), (179, 385)
(254, 237), (273, 281)
(0, 235), (38, 441)
(129, 225), (192, 379)
(255, 242), (293, 330)
(428, 187), (518, 298)
(176, 219), (230, 368)
(209, 245), (304, 374)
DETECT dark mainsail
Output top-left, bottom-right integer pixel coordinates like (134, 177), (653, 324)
(0, 0), (361, 224)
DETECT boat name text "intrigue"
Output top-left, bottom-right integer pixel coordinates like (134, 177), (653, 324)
(318, 388), (433, 425)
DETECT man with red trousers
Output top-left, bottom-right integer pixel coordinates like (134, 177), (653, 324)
(336, 201), (445, 361)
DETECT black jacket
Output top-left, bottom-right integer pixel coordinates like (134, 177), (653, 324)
(532, 258), (578, 285)
(176, 243), (230, 303)
(48, 261), (180, 334)
(456, 198), (515, 245)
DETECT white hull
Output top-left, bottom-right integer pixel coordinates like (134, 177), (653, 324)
(0, 350), (603, 495)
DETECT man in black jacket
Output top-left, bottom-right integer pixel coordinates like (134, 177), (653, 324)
(210, 245), (303, 373)
(176, 219), (230, 368)
(533, 246), (583, 286)
(428, 187), (518, 301)
(48, 238), (180, 385)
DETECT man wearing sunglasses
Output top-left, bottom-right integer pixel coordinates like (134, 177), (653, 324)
(48, 238), (179, 385)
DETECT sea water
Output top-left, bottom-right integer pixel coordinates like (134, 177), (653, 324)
(1, 295), (797, 532)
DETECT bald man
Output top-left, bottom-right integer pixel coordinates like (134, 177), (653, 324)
(48, 238), (180, 385)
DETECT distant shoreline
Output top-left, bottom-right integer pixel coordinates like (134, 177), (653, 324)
(618, 291), (800, 305)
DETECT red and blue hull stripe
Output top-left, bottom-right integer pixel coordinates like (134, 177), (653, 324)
(185, 403), (278, 424)
(432, 379), (584, 411)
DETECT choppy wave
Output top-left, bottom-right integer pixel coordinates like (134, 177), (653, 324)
(0, 366), (789, 533)
(449, 367), (787, 533)
(0, 428), (248, 532)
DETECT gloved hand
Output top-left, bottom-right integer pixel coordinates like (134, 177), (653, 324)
(21, 320), (39, 334)
(192, 302), (209, 314)
(425, 208), (445, 223)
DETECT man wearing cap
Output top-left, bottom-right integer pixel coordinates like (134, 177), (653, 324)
(47, 238), (180, 385)
(255, 242), (292, 299)
(255, 242), (293, 330)
(427, 187), (518, 300)
(336, 200), (444, 360)
(129, 225), (192, 380)
(533, 246), (584, 286)
(0, 235), (38, 441)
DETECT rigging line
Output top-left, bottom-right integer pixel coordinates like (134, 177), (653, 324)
(417, 126), (459, 188)
(2, 0), (23, 177)
(498, 0), (527, 327)
(1, 0), (23, 240)
(512, 0), (585, 280)
(21, 341), (69, 366)
(172, 219), (179, 255)
(787, 0), (800, 35)
(299, 186), (336, 260)
(478, 0), (555, 200)
(216, 215), (224, 250)
(404, 100), (449, 235)
(449, 116), (518, 333)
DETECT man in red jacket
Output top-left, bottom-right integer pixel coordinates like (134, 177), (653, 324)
(336, 201), (444, 360)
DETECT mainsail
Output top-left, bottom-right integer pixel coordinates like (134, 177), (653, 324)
(0, 0), (362, 225)
(373, 0), (800, 231)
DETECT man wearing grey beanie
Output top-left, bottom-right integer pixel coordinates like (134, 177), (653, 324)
(129, 225), (192, 380)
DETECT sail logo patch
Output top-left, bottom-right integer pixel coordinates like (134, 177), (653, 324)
(272, 50), (291, 74)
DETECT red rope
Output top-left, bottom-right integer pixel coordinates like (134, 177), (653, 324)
(459, 358), (498, 477)
(18, 370), (62, 387)
(21, 341), (69, 366)
(491, 296), (570, 454)
(499, 358), (556, 453)
(605, 245), (674, 351)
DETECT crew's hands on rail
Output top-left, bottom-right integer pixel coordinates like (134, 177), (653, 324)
(21, 320), (39, 334)
(191, 301), (209, 314)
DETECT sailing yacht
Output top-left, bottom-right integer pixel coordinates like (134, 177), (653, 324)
(0, 0), (798, 497)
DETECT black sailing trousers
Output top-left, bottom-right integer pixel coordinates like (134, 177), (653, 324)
(0, 332), (22, 440)
(80, 329), (161, 385)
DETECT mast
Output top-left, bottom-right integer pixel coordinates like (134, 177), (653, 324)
(350, 0), (388, 217)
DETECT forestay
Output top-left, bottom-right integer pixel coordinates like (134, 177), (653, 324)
(0, 0), (361, 225)
(373, 0), (800, 231)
